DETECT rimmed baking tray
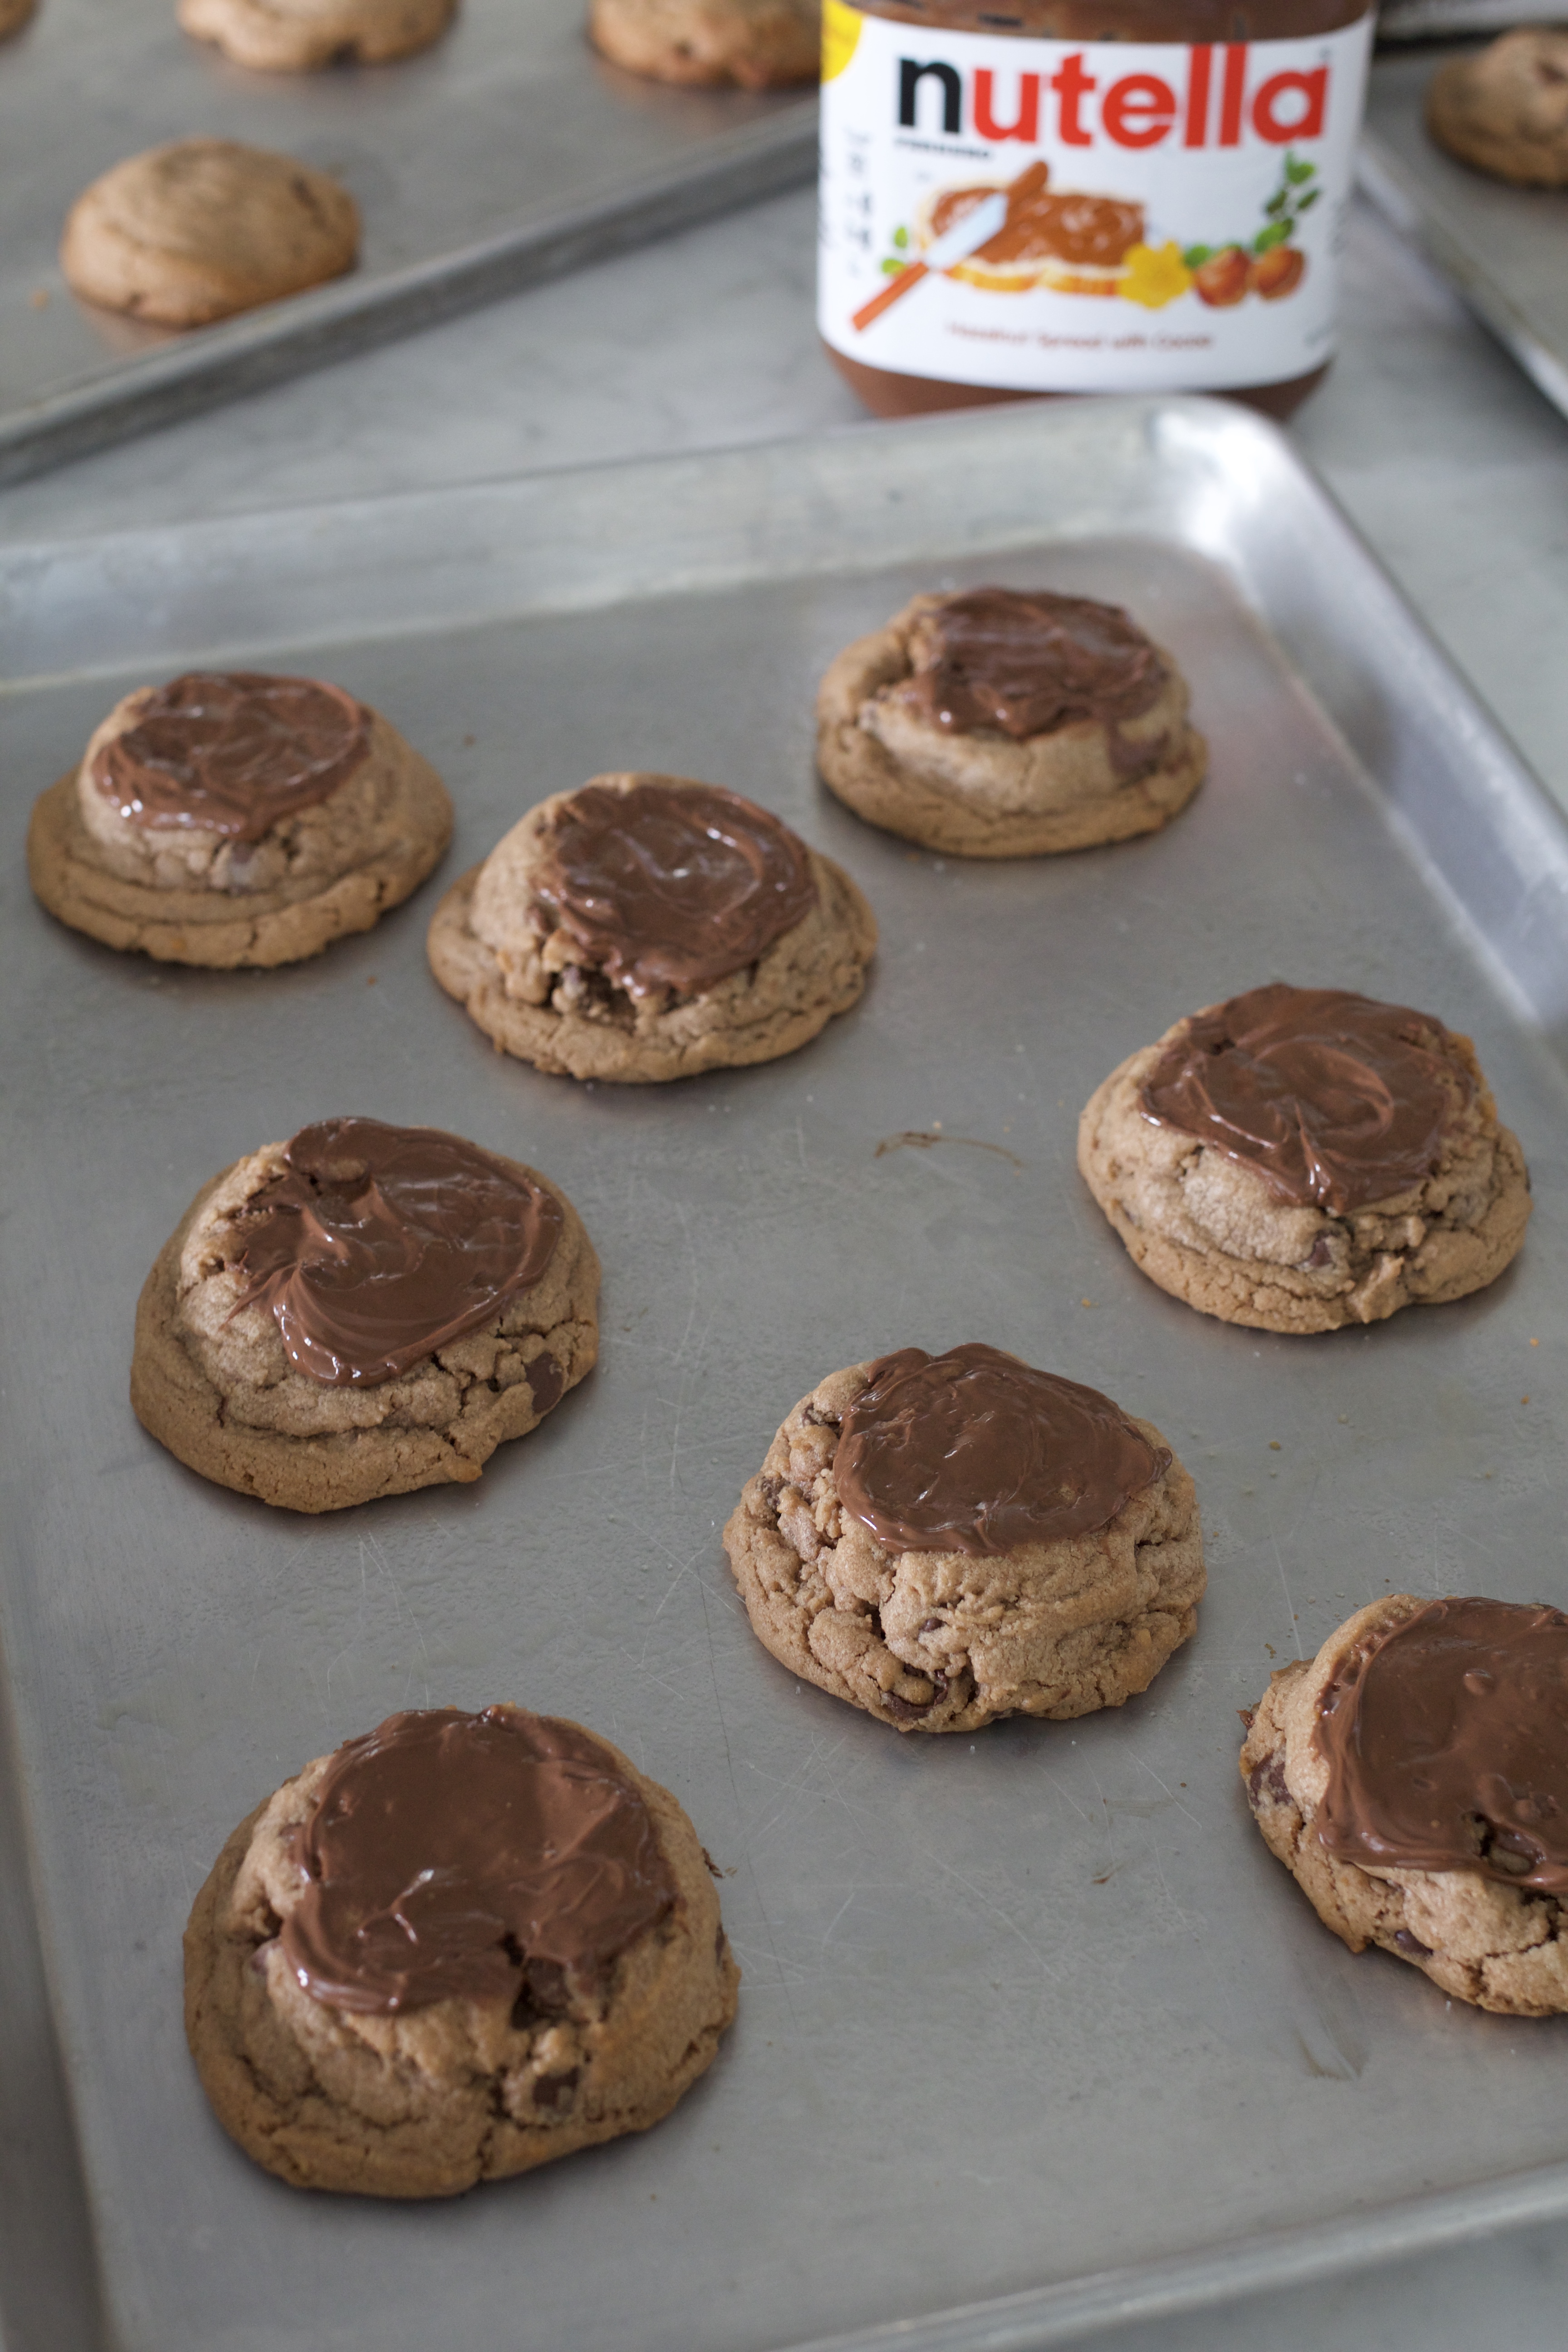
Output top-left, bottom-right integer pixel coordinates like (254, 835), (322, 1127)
(1359, 45), (1568, 419)
(0, 0), (816, 488)
(4, 395), (1568, 2352)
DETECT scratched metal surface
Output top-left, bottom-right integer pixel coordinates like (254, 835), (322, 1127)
(3, 399), (1568, 2352)
(0, 0), (815, 485)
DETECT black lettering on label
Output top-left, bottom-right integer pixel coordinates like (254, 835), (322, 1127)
(899, 58), (962, 136)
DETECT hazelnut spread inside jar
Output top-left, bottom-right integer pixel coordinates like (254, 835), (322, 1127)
(818, 0), (1374, 416)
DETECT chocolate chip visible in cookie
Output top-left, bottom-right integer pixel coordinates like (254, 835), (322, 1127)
(1077, 982), (1530, 1333)
(815, 587), (1205, 858)
(1427, 29), (1568, 189)
(1241, 1595), (1568, 2015)
(60, 140), (359, 328)
(180, 0), (457, 71)
(185, 1705), (740, 2195)
(427, 771), (877, 1083)
(131, 1117), (599, 1510)
(723, 1343), (1205, 1733)
(28, 671), (451, 967)
(589, 0), (818, 88)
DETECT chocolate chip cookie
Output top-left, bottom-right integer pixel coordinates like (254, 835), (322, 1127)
(1243, 1595), (1568, 2016)
(1427, 29), (1568, 189)
(1078, 982), (1530, 1333)
(132, 1117), (599, 1511)
(815, 587), (1205, 858)
(427, 772), (877, 1083)
(724, 1343), (1204, 1733)
(28, 671), (451, 967)
(589, 0), (818, 88)
(186, 1705), (740, 2195)
(60, 140), (358, 328)
(180, 0), (457, 70)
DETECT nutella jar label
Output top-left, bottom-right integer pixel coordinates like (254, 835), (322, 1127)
(818, 2), (1372, 392)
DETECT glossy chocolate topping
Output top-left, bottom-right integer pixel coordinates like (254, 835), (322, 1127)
(932, 177), (1143, 271)
(899, 588), (1166, 741)
(231, 1116), (563, 1387)
(280, 1707), (677, 2015)
(1139, 983), (1471, 1214)
(833, 1342), (1169, 1556)
(531, 779), (818, 998)
(1315, 1598), (1568, 1893)
(93, 672), (371, 842)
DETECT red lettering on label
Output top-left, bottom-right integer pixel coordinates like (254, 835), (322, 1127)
(974, 68), (1041, 142)
(1103, 72), (1177, 147)
(1219, 43), (1247, 145)
(1252, 66), (1327, 141)
(1050, 53), (1097, 146)
(1184, 44), (1213, 146)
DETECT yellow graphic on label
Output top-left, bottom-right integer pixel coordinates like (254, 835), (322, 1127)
(1120, 242), (1195, 310)
(821, 0), (862, 82)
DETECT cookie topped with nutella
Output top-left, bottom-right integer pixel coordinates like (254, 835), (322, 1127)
(725, 1342), (1203, 1735)
(131, 1116), (599, 1511)
(185, 1705), (739, 2195)
(1079, 981), (1530, 1333)
(29, 669), (451, 968)
(1243, 1595), (1568, 2015)
(816, 585), (1205, 857)
(428, 770), (877, 1083)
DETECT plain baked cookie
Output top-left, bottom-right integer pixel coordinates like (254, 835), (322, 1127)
(428, 771), (877, 1083)
(1078, 982), (1530, 1333)
(1427, 29), (1568, 188)
(590, 0), (817, 88)
(180, 0), (456, 68)
(186, 1705), (740, 2195)
(723, 1343), (1204, 1733)
(132, 1116), (599, 1511)
(60, 140), (359, 327)
(815, 586), (1205, 858)
(1242, 1594), (1568, 2016)
(28, 671), (451, 968)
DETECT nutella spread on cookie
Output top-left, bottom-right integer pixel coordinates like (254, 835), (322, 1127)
(834, 1340), (1168, 1553)
(93, 672), (370, 842)
(232, 1116), (563, 1387)
(532, 779), (817, 997)
(1139, 982), (1469, 1213)
(281, 1707), (677, 2014)
(1314, 1598), (1568, 1892)
(902, 587), (1165, 738)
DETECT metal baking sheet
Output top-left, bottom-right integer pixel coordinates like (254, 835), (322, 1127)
(0, 0), (816, 488)
(1359, 45), (1568, 417)
(1377, 2), (1568, 45)
(5, 395), (1568, 2352)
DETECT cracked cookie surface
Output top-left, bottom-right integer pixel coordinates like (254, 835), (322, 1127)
(1078, 1001), (1529, 1333)
(1427, 29), (1568, 188)
(185, 1713), (739, 2196)
(131, 1136), (598, 1510)
(1242, 1597), (1568, 2016)
(180, 0), (457, 71)
(589, 0), (818, 87)
(723, 1357), (1204, 1733)
(29, 688), (451, 968)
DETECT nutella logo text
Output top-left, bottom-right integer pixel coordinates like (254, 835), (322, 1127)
(896, 46), (1329, 150)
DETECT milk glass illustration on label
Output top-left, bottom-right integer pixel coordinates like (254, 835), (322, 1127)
(818, 0), (1373, 392)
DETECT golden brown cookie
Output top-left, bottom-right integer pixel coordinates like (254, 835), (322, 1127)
(186, 1705), (740, 2195)
(28, 672), (451, 968)
(1427, 29), (1568, 189)
(60, 140), (359, 328)
(427, 772), (877, 1083)
(179, 0), (456, 69)
(723, 1344), (1204, 1734)
(132, 1117), (599, 1512)
(1242, 1595), (1568, 2017)
(589, 0), (817, 88)
(1078, 983), (1530, 1333)
(815, 587), (1205, 858)
(0, 0), (37, 40)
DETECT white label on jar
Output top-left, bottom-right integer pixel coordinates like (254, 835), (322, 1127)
(818, 2), (1372, 392)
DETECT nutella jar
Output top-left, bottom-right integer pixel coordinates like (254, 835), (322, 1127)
(818, 0), (1374, 417)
